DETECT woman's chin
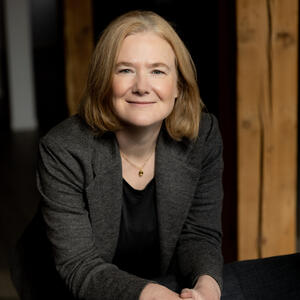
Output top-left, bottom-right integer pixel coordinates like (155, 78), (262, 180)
(121, 118), (163, 129)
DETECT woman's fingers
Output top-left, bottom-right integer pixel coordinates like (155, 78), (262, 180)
(180, 288), (193, 298)
(180, 288), (206, 300)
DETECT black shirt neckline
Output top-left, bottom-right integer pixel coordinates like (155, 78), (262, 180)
(122, 177), (155, 193)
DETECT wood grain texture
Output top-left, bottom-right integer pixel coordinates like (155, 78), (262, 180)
(236, 0), (298, 260)
(63, 0), (94, 115)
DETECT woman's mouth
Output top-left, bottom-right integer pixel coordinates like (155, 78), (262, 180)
(126, 100), (156, 105)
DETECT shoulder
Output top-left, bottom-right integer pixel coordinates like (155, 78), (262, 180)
(41, 115), (94, 149)
(183, 112), (222, 155)
(38, 115), (104, 188)
(184, 112), (223, 171)
(197, 112), (222, 144)
(38, 115), (99, 179)
(38, 115), (118, 179)
(158, 112), (222, 172)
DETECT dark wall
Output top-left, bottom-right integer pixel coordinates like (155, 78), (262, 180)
(0, 0), (10, 134)
(30, 0), (68, 136)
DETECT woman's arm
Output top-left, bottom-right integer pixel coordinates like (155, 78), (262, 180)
(38, 136), (151, 300)
(176, 114), (224, 296)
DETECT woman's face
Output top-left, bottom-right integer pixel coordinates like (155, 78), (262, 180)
(112, 32), (178, 129)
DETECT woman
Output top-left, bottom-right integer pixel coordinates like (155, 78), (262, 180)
(11, 10), (223, 300)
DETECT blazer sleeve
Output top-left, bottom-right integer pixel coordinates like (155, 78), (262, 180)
(37, 136), (151, 300)
(176, 114), (224, 290)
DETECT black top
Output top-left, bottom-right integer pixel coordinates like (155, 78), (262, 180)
(112, 178), (160, 279)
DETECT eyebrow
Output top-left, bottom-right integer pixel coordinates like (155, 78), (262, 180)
(115, 61), (171, 70)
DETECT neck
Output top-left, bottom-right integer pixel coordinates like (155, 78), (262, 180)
(115, 122), (162, 159)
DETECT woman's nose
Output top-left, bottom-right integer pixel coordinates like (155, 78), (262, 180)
(132, 73), (150, 95)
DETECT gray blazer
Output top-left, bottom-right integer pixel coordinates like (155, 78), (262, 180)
(31, 112), (223, 299)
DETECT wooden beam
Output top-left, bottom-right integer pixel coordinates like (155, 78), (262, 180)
(236, 0), (298, 260)
(63, 0), (94, 115)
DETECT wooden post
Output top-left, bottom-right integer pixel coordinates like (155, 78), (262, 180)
(63, 0), (94, 115)
(236, 0), (298, 260)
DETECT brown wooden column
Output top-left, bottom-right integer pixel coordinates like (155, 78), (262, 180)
(236, 0), (298, 260)
(63, 0), (94, 115)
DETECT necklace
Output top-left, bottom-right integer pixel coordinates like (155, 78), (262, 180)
(120, 150), (154, 177)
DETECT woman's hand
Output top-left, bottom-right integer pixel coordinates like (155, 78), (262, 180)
(139, 283), (181, 300)
(180, 287), (218, 300)
(179, 275), (221, 300)
(180, 288), (205, 299)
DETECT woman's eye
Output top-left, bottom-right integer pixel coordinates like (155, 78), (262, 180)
(152, 69), (165, 75)
(118, 69), (132, 74)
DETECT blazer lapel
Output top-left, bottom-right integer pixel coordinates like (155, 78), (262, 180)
(85, 133), (123, 262)
(155, 130), (200, 274)
(85, 129), (200, 273)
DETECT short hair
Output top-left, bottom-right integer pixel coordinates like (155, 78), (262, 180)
(79, 10), (204, 141)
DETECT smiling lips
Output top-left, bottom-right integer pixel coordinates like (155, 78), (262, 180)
(126, 100), (156, 105)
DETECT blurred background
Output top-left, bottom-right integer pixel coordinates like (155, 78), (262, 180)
(0, 0), (298, 299)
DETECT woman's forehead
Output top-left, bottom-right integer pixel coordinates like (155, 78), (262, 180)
(116, 32), (176, 65)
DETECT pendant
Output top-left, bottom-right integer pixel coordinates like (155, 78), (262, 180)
(138, 170), (144, 177)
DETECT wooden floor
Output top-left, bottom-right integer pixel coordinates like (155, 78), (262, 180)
(0, 130), (40, 300)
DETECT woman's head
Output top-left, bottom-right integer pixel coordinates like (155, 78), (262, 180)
(79, 10), (204, 141)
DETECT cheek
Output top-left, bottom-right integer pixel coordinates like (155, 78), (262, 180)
(168, 98), (176, 112)
(155, 79), (178, 100)
(112, 77), (130, 97)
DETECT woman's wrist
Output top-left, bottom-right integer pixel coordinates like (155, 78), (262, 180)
(139, 282), (180, 300)
(193, 275), (221, 299)
(139, 283), (167, 300)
